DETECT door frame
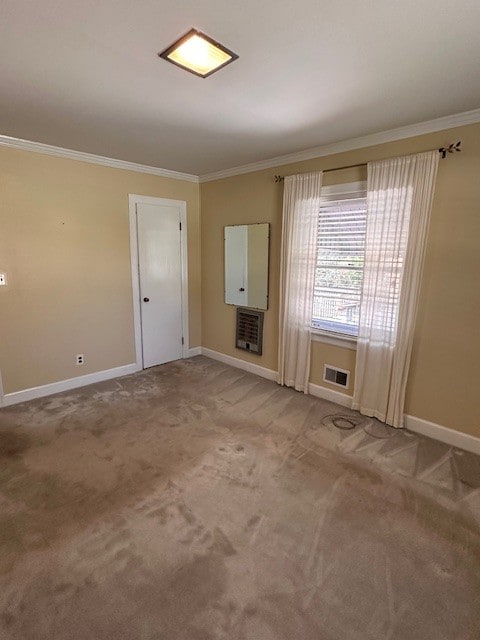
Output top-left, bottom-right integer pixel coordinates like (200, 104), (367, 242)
(128, 194), (189, 370)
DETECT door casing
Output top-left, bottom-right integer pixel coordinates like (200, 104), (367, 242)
(128, 194), (189, 370)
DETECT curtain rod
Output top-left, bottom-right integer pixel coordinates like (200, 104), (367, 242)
(273, 141), (461, 183)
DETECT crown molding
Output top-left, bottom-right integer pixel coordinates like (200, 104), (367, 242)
(3, 107), (479, 184)
(0, 134), (199, 183)
(199, 108), (480, 182)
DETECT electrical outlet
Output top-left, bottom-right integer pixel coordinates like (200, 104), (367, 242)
(0, 273), (6, 286)
(76, 354), (84, 365)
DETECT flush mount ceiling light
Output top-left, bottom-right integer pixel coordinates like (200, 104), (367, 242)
(159, 29), (238, 78)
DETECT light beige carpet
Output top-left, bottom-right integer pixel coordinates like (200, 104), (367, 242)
(0, 356), (479, 639)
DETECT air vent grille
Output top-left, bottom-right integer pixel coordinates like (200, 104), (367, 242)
(323, 364), (350, 389)
(236, 308), (264, 355)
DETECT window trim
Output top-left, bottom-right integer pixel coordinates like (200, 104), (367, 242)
(311, 328), (357, 350)
(319, 181), (367, 202)
(311, 180), (367, 344)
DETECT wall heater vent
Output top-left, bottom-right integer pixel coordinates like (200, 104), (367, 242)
(236, 308), (264, 355)
(323, 364), (350, 389)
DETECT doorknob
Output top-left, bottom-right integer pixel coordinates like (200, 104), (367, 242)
(143, 297), (150, 302)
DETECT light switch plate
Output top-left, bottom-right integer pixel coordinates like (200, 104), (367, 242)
(0, 273), (6, 286)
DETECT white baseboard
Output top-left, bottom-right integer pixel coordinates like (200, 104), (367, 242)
(308, 382), (353, 408)
(1, 363), (140, 407)
(187, 346), (202, 357)
(200, 347), (277, 382)
(405, 414), (480, 456)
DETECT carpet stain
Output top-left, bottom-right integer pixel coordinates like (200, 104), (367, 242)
(0, 429), (30, 458)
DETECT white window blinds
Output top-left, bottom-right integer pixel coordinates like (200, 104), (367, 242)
(312, 194), (367, 336)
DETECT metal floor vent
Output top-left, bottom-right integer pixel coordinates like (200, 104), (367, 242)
(236, 308), (264, 355)
(323, 364), (350, 389)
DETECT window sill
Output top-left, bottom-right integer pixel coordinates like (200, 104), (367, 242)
(311, 329), (357, 351)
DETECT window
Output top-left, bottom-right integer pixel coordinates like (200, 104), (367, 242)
(312, 183), (367, 337)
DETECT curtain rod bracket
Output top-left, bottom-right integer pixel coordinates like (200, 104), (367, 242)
(274, 141), (462, 181)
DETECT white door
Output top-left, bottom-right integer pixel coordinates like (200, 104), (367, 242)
(136, 201), (184, 368)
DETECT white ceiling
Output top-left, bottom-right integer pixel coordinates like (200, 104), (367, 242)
(1, 0), (480, 176)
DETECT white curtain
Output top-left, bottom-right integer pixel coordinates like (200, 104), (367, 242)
(352, 151), (439, 427)
(278, 172), (323, 392)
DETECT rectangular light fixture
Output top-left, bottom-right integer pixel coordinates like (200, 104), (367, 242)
(159, 29), (238, 78)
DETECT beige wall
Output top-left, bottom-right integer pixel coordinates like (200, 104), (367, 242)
(0, 146), (201, 394)
(201, 123), (480, 436)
